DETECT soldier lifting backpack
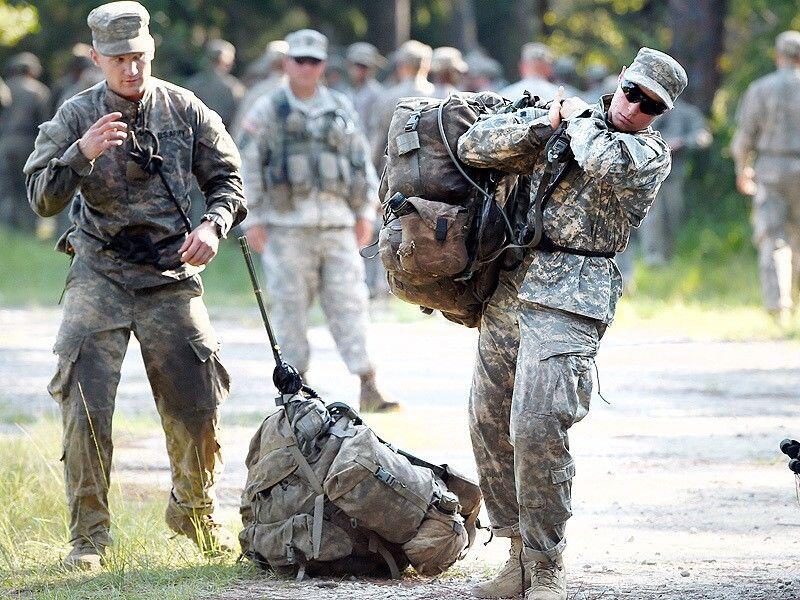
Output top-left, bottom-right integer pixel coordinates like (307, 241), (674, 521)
(237, 239), (482, 579)
(375, 91), (534, 327)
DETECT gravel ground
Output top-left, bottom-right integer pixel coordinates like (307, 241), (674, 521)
(1, 306), (799, 599)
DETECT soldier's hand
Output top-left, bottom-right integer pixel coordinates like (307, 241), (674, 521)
(548, 87), (565, 129)
(245, 225), (267, 253)
(560, 96), (590, 121)
(78, 112), (128, 161)
(179, 221), (220, 266)
(355, 217), (373, 247)
(736, 166), (757, 196)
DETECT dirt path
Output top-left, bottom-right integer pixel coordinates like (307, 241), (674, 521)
(1, 307), (799, 599)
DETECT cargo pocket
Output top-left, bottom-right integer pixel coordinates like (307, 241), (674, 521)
(47, 335), (83, 404)
(187, 331), (230, 406)
(397, 197), (469, 277)
(549, 458), (576, 523)
(250, 514), (354, 567)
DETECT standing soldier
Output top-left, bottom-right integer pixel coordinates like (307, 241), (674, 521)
(24, 0), (246, 570)
(232, 40), (288, 141)
(430, 46), (468, 98)
(240, 29), (396, 412)
(369, 40), (434, 168)
(500, 42), (558, 102)
(459, 48), (686, 599)
(346, 42), (386, 145)
(185, 39), (245, 129)
(640, 99), (712, 265)
(0, 52), (51, 233)
(732, 31), (800, 324)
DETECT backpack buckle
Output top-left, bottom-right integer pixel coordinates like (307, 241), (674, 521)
(374, 467), (396, 487)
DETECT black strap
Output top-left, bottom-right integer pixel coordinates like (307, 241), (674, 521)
(538, 234), (616, 258)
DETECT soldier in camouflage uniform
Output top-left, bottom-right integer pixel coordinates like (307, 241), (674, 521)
(640, 99), (711, 265)
(24, 1), (246, 571)
(732, 31), (800, 324)
(458, 48), (687, 600)
(240, 29), (396, 412)
(185, 39), (245, 129)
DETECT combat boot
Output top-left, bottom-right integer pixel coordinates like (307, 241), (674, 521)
(62, 537), (107, 572)
(165, 503), (234, 557)
(359, 370), (400, 413)
(524, 554), (566, 600)
(470, 536), (528, 598)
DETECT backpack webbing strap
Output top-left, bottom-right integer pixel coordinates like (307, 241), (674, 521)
(460, 508), (481, 558)
(368, 533), (401, 579)
(395, 101), (429, 194)
(354, 455), (431, 514)
(288, 445), (325, 560)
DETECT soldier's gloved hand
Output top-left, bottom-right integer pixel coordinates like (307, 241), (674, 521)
(244, 225), (267, 253)
(78, 112), (128, 160)
(736, 166), (757, 196)
(355, 217), (373, 247)
(179, 221), (220, 266)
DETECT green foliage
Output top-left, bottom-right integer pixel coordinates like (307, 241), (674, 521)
(0, 1), (38, 47)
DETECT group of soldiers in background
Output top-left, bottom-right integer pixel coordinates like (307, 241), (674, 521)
(12, 32), (800, 320)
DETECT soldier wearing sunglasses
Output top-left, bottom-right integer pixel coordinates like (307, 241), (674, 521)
(458, 48), (687, 600)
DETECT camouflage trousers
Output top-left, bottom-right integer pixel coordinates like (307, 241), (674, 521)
(262, 225), (372, 375)
(752, 178), (800, 311)
(639, 167), (686, 266)
(0, 138), (37, 233)
(49, 261), (230, 546)
(469, 263), (602, 562)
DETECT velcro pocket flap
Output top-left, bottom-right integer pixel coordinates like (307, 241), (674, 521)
(188, 332), (220, 362)
(39, 121), (70, 146)
(550, 460), (576, 485)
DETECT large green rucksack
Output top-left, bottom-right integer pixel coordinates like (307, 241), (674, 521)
(376, 92), (529, 328)
(239, 392), (482, 579)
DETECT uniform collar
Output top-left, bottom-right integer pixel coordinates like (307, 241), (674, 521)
(283, 82), (337, 115)
(103, 78), (155, 118)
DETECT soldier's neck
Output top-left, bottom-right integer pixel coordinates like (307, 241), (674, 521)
(289, 81), (318, 100)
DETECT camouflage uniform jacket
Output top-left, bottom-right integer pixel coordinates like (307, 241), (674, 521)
(731, 66), (800, 178)
(458, 95), (671, 323)
(240, 83), (377, 228)
(24, 78), (246, 290)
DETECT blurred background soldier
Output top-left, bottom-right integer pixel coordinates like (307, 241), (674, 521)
(640, 98), (712, 266)
(552, 55), (581, 97)
(732, 30), (800, 324)
(241, 29), (397, 412)
(464, 50), (505, 92)
(0, 52), (51, 233)
(346, 41), (386, 142)
(52, 44), (99, 106)
(430, 46), (468, 98)
(185, 39), (245, 129)
(500, 42), (558, 101)
(232, 40), (288, 141)
(324, 53), (350, 94)
(369, 40), (434, 168)
(582, 62), (612, 102)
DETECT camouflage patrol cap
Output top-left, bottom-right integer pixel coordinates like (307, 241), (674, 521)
(286, 29), (328, 61)
(776, 31), (800, 60)
(624, 47), (687, 110)
(347, 42), (387, 69)
(87, 1), (154, 57)
(431, 47), (468, 74)
(466, 52), (502, 78)
(394, 40), (433, 65)
(6, 52), (42, 77)
(206, 39), (236, 63)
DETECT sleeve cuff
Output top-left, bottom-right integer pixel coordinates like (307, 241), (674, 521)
(202, 207), (233, 238)
(60, 141), (94, 177)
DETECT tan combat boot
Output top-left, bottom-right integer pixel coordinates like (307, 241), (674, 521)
(524, 554), (566, 600)
(165, 503), (234, 557)
(62, 537), (106, 572)
(359, 370), (400, 413)
(470, 536), (527, 598)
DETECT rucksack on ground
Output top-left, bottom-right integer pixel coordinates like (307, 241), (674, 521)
(376, 91), (528, 327)
(239, 392), (482, 579)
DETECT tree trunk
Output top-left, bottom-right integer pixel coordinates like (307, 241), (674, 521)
(667, 0), (727, 113)
(363, 0), (408, 55)
(452, 0), (479, 51)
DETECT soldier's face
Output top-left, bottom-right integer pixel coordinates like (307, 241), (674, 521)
(92, 49), (152, 101)
(285, 56), (326, 90)
(607, 67), (662, 132)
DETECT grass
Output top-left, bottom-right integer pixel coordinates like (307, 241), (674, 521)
(0, 418), (261, 600)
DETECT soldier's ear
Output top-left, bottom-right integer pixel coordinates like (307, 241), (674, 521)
(90, 47), (100, 67)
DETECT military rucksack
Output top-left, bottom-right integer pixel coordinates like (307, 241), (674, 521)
(376, 92), (528, 328)
(239, 392), (482, 579)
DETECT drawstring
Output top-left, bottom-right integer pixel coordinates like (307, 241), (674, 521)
(593, 358), (610, 405)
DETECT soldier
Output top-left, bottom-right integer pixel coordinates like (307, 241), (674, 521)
(185, 39), (245, 129)
(231, 40), (288, 141)
(345, 42), (386, 144)
(464, 51), (505, 93)
(430, 46), (468, 99)
(732, 31), (800, 324)
(551, 55), (581, 98)
(500, 42), (558, 102)
(240, 29), (396, 412)
(640, 99), (712, 265)
(0, 52), (51, 233)
(369, 40), (434, 168)
(24, 0), (246, 570)
(459, 48), (686, 599)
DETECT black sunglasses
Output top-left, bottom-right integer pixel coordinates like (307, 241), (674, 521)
(292, 56), (323, 66)
(620, 81), (668, 116)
